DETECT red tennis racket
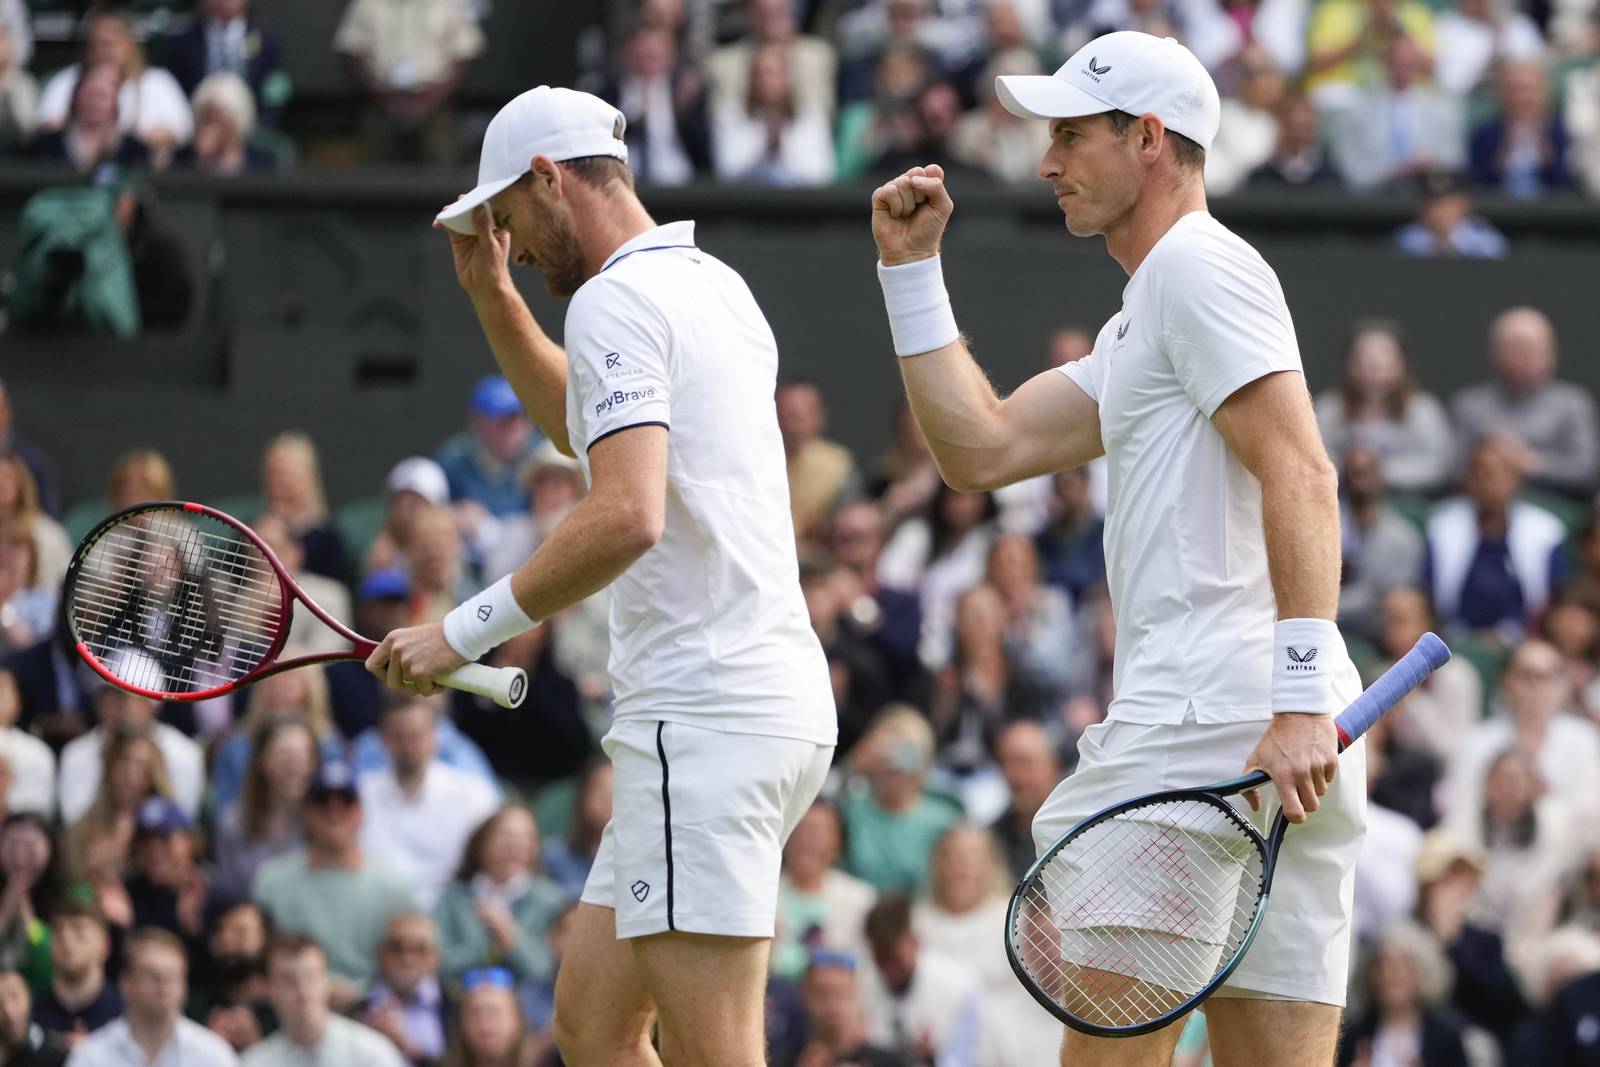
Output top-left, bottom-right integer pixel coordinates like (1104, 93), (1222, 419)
(63, 501), (527, 709)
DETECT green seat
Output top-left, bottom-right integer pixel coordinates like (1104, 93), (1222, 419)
(62, 496), (111, 544)
(531, 777), (578, 842)
(334, 495), (388, 565)
(1449, 632), (1509, 717)
(1386, 492), (1435, 534)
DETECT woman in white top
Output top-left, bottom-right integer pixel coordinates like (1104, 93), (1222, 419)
(911, 824), (1013, 991)
(877, 484), (999, 669)
(711, 42), (834, 187)
(37, 8), (192, 161)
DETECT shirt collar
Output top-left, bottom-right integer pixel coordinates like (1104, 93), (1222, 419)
(599, 221), (696, 274)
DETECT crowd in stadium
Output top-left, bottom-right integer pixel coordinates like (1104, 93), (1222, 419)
(0, 0), (1598, 210)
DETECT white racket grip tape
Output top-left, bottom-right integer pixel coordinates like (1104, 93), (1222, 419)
(438, 663), (528, 709)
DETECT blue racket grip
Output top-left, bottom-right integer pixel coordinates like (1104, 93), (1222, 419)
(1333, 632), (1451, 747)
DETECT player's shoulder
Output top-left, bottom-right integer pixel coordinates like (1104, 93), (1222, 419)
(1151, 212), (1271, 278)
(567, 265), (672, 336)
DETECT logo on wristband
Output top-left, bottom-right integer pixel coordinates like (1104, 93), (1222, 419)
(477, 605), (493, 622)
(1286, 646), (1319, 670)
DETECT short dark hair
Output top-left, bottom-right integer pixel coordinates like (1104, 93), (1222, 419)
(266, 933), (326, 969)
(48, 897), (105, 928)
(1104, 110), (1205, 173)
(124, 927), (187, 970)
(559, 155), (635, 192)
(863, 891), (915, 951)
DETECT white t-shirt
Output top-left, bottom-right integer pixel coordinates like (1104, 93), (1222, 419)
(357, 761), (501, 910)
(562, 221), (835, 745)
(1058, 211), (1303, 725)
(39, 65), (194, 144)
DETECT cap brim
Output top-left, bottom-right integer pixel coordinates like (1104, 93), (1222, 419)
(995, 74), (1114, 121)
(435, 174), (523, 235)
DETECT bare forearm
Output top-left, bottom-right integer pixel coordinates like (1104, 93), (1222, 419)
(508, 494), (653, 621)
(1260, 461), (1342, 621)
(469, 283), (573, 455)
(897, 339), (1008, 491)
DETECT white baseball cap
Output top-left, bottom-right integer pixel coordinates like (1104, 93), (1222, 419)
(995, 31), (1221, 153)
(436, 86), (629, 235)
(386, 456), (450, 506)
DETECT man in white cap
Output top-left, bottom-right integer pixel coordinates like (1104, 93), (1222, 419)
(870, 31), (1364, 1066)
(363, 86), (835, 1067)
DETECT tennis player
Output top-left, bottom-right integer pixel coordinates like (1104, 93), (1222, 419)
(365, 86), (836, 1066)
(871, 31), (1364, 1067)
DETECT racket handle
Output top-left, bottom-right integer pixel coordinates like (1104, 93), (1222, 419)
(1333, 631), (1450, 747)
(439, 663), (528, 709)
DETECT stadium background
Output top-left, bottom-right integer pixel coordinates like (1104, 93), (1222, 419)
(3, 0), (1600, 1064)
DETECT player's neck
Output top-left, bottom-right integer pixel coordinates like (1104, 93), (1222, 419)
(578, 190), (659, 284)
(1103, 182), (1208, 278)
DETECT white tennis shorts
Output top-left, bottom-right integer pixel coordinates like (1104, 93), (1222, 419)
(1031, 693), (1366, 1005)
(581, 718), (833, 940)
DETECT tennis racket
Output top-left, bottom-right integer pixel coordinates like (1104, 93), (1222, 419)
(1006, 631), (1450, 1037)
(63, 501), (527, 709)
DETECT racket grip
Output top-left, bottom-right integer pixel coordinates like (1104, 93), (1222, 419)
(439, 663), (528, 709)
(1333, 631), (1451, 746)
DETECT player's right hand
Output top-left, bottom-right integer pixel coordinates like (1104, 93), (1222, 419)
(434, 202), (513, 297)
(871, 164), (955, 266)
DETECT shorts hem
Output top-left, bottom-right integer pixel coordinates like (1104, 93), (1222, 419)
(614, 913), (776, 940)
(1215, 973), (1347, 1006)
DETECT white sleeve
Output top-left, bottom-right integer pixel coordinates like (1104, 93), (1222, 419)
(135, 68), (194, 143)
(565, 280), (674, 452)
(37, 66), (75, 128)
(1160, 239), (1302, 418)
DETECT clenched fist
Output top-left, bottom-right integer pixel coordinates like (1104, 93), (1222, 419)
(871, 164), (956, 266)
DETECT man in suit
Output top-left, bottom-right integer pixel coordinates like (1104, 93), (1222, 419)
(161, 0), (289, 126)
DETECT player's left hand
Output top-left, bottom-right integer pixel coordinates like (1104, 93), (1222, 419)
(1241, 712), (1339, 824)
(365, 623), (468, 697)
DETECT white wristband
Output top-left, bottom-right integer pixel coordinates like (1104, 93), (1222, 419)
(1272, 618), (1345, 713)
(877, 256), (960, 358)
(442, 575), (537, 662)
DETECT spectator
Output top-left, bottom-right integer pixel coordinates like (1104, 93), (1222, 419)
(1327, 35), (1464, 191)
(0, 523), (51, 660)
(1204, 43), (1288, 195)
(841, 707), (962, 893)
(1508, 925), (1600, 1065)
(1373, 587), (1482, 767)
(597, 19), (711, 186)
(986, 534), (1080, 704)
(193, 902), (271, 1053)
(988, 721), (1060, 880)
(67, 729), (172, 916)
(37, 9), (192, 163)
(211, 669), (340, 812)
(433, 805), (567, 987)
(0, 18), (37, 153)
(1336, 919), (1471, 1067)
(435, 376), (539, 530)
(120, 798), (216, 954)
(259, 432), (348, 586)
(0, 383), (60, 518)
(1452, 307), (1600, 498)
(778, 379), (863, 547)
(1469, 60), (1573, 198)
(1434, 0), (1542, 96)
(871, 80), (990, 184)
(825, 503), (924, 695)
(880, 485), (998, 670)
(401, 506), (467, 625)
(773, 802), (876, 981)
(834, 43), (936, 182)
(1543, 593), (1600, 719)
(1445, 639), (1600, 828)
(160, 0), (290, 125)
(33, 900), (121, 1051)
(912, 826), (1011, 992)
(835, 0), (948, 105)
(439, 968), (547, 1067)
(0, 966), (64, 1067)
(212, 716), (316, 902)
(366, 457), (452, 578)
(0, 814), (64, 990)
(1246, 90), (1340, 187)
(0, 453), (69, 596)
(172, 73), (276, 175)
(1354, 718), (1425, 941)
(1424, 436), (1568, 638)
(1031, 466), (1104, 604)
(869, 404), (941, 533)
(105, 450), (173, 512)
(1314, 319), (1456, 495)
(951, 49), (1051, 186)
(1336, 447), (1426, 644)
(1395, 167), (1509, 259)
(64, 927), (238, 1067)
(243, 935), (404, 1067)
(857, 892), (983, 1064)
(251, 514), (350, 658)
(711, 42), (836, 185)
(333, 0), (484, 165)
(1570, 21), (1600, 198)
(30, 64), (148, 173)
(326, 571), (410, 739)
(0, 0), (27, 70)
(0, 674), (53, 817)
(708, 0), (837, 117)
(781, 951), (907, 1067)
(801, 560), (894, 756)
(250, 760), (416, 990)
(358, 697), (500, 911)
(358, 914), (447, 1067)
(1304, 0), (1435, 108)
(473, 442), (585, 584)
(538, 759), (609, 900)
(1078, 0), (1242, 70)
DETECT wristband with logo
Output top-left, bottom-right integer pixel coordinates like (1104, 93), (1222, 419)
(877, 256), (960, 358)
(1271, 617), (1344, 713)
(442, 575), (537, 662)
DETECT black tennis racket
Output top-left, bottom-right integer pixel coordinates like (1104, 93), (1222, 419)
(1006, 632), (1450, 1037)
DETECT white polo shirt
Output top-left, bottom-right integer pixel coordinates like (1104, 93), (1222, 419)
(562, 221), (835, 745)
(1058, 211), (1303, 725)
(65, 1017), (240, 1067)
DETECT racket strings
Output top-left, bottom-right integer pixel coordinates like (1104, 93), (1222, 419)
(68, 508), (286, 695)
(1012, 797), (1266, 1030)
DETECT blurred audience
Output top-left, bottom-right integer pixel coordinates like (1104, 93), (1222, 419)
(1337, 447), (1426, 645)
(783, 951), (907, 1067)
(1434, 0), (1543, 96)
(1327, 36), (1464, 190)
(779, 379), (863, 545)
(0, 18), (36, 153)
(246, 935), (404, 1066)
(259, 432), (348, 586)
(1469, 59), (1573, 197)
(211, 716), (317, 902)
(173, 73), (275, 176)
(857, 891), (983, 1065)
(1394, 168), (1509, 258)
(840, 707), (962, 893)
(773, 802), (875, 981)
(1247, 90), (1339, 187)
(708, 0), (838, 117)
(357, 913), (446, 1067)
(434, 376), (538, 527)
(1205, 43), (1287, 195)
(30, 64), (148, 172)
(161, 0), (290, 126)
(597, 19), (712, 186)
(711, 41), (836, 185)
(1337, 919), (1472, 1067)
